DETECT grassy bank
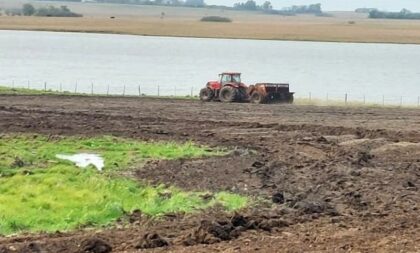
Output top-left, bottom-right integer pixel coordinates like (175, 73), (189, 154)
(0, 134), (246, 235)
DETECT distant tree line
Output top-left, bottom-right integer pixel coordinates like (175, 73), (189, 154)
(233, 1), (323, 16)
(27, 0), (325, 16)
(369, 9), (420, 20)
(281, 3), (322, 14)
(11, 3), (83, 17)
(355, 8), (377, 13)
(39, 0), (207, 7)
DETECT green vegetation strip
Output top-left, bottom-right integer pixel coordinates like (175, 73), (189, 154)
(0, 86), (62, 95)
(0, 86), (198, 99)
(0, 135), (247, 235)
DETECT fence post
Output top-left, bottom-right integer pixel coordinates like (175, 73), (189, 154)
(174, 86), (177, 97)
(345, 93), (348, 105)
(138, 85), (141, 96)
(60, 83), (62, 92)
(191, 87), (193, 97)
(158, 85), (160, 96)
(363, 95), (366, 105)
(107, 84), (110, 96)
(91, 82), (94, 95)
(309, 92), (312, 102)
(123, 85), (126, 96)
(382, 95), (385, 106)
(44, 82), (47, 91)
(74, 82), (78, 93)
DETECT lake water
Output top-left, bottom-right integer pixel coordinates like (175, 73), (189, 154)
(1, 30), (420, 104)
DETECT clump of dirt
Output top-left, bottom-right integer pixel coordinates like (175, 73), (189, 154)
(126, 209), (143, 225)
(11, 157), (25, 168)
(80, 237), (112, 253)
(352, 151), (374, 167)
(135, 233), (169, 249)
(0, 247), (11, 253)
(272, 192), (285, 204)
(292, 200), (338, 216)
(15, 243), (43, 253)
(179, 213), (289, 246)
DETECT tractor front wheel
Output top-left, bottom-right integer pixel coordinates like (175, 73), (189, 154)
(199, 88), (214, 101)
(219, 86), (238, 103)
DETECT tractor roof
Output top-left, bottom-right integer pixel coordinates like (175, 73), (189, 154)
(221, 72), (241, 75)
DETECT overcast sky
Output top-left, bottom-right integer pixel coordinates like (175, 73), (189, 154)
(206, 0), (420, 12)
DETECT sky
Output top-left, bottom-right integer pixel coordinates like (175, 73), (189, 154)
(205, 0), (420, 12)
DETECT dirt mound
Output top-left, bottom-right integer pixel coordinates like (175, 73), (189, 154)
(80, 237), (112, 253)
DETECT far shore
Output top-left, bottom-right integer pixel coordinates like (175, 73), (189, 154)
(1, 13), (420, 44)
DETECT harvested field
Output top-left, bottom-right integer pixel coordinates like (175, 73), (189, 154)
(0, 95), (420, 252)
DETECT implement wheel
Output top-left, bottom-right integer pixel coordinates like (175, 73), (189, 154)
(287, 93), (294, 104)
(219, 86), (238, 103)
(199, 88), (214, 101)
(250, 92), (265, 104)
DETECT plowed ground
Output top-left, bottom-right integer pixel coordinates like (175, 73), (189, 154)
(0, 95), (419, 252)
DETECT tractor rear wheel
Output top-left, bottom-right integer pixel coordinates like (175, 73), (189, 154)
(250, 92), (265, 104)
(199, 88), (214, 101)
(219, 86), (238, 103)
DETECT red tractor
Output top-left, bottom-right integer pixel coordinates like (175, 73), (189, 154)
(199, 72), (294, 104)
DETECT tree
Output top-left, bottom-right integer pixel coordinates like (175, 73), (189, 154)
(262, 1), (272, 11)
(234, 0), (257, 11)
(22, 3), (35, 16)
(308, 3), (322, 14)
(185, 0), (205, 7)
(244, 0), (257, 10)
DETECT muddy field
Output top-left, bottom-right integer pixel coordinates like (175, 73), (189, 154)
(0, 95), (419, 252)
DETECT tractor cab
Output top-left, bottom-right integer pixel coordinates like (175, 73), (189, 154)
(219, 72), (242, 85)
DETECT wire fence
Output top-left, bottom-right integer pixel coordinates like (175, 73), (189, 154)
(298, 91), (420, 107)
(3, 80), (420, 108)
(6, 81), (196, 97)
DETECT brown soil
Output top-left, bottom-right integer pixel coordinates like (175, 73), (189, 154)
(0, 95), (419, 252)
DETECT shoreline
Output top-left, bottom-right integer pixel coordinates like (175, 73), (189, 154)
(2, 27), (420, 46)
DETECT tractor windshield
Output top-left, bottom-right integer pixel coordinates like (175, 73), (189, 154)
(232, 74), (241, 83)
(221, 73), (241, 83)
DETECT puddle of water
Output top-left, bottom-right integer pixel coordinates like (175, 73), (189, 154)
(56, 153), (104, 171)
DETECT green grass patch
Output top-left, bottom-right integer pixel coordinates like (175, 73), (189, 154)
(0, 134), (247, 235)
(0, 86), (62, 95)
(0, 135), (223, 172)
